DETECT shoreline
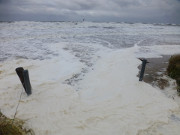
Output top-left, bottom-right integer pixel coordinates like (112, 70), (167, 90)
(138, 55), (174, 89)
(137, 55), (180, 134)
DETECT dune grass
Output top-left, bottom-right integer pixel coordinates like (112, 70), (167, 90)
(167, 54), (180, 91)
(0, 111), (34, 135)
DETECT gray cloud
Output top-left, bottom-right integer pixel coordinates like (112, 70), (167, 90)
(0, 0), (180, 23)
(0, 0), (9, 4)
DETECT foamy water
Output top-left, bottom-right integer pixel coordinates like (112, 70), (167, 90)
(0, 22), (180, 135)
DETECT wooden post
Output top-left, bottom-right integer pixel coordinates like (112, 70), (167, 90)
(16, 67), (32, 95)
(23, 70), (32, 95)
(139, 59), (149, 81)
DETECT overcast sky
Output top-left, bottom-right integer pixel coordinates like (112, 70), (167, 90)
(0, 0), (180, 23)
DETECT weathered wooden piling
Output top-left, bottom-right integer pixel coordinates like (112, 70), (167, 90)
(16, 67), (32, 95)
(139, 59), (149, 81)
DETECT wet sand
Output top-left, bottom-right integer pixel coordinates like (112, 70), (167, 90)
(138, 55), (171, 89)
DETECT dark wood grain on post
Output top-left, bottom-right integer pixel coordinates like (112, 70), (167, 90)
(15, 67), (32, 95)
(15, 67), (25, 89)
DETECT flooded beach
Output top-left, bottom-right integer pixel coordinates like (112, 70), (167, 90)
(0, 22), (180, 135)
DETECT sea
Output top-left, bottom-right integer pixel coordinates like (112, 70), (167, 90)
(0, 21), (180, 135)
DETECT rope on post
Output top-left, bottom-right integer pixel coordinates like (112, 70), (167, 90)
(12, 88), (23, 124)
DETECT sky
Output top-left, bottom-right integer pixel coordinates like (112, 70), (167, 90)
(0, 0), (180, 23)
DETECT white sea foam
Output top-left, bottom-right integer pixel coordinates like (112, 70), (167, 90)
(0, 43), (179, 135)
(135, 45), (180, 58)
(0, 22), (180, 135)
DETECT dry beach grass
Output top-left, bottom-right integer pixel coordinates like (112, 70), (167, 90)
(167, 54), (180, 90)
(0, 111), (34, 135)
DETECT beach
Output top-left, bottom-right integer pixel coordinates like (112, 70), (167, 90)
(0, 22), (180, 135)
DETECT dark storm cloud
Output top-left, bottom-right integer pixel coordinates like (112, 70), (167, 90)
(0, 0), (9, 4)
(0, 0), (180, 23)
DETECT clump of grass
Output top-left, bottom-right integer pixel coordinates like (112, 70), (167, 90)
(0, 111), (34, 135)
(167, 54), (180, 91)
